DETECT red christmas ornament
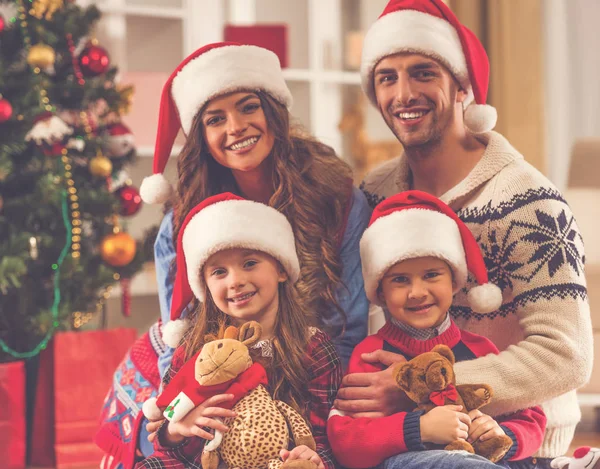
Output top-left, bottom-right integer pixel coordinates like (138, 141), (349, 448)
(117, 186), (142, 216)
(79, 44), (110, 76)
(0, 15), (5, 34)
(0, 98), (12, 122)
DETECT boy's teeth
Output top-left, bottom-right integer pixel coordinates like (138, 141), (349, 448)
(230, 137), (258, 150)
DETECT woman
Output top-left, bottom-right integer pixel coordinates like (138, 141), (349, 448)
(96, 42), (370, 468)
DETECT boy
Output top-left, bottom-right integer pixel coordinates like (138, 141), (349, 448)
(327, 191), (546, 469)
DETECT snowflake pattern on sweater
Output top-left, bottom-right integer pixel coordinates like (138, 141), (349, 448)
(359, 131), (592, 458)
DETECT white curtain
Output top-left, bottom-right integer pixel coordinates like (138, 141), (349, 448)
(543, 0), (600, 190)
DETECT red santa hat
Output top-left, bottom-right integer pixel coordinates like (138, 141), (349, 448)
(139, 42), (293, 205)
(360, 190), (502, 314)
(360, 0), (497, 133)
(162, 192), (300, 347)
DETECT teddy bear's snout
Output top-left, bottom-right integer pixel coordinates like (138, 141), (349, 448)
(426, 360), (450, 391)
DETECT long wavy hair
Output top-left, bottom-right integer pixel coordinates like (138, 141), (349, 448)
(172, 90), (353, 335)
(184, 275), (314, 418)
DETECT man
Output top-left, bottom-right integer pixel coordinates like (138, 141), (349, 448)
(334, 1), (592, 468)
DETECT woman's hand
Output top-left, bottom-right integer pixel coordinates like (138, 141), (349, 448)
(420, 405), (471, 445)
(280, 445), (324, 469)
(164, 394), (236, 445)
(467, 409), (506, 444)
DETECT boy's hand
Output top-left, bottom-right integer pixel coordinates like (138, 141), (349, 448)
(420, 405), (471, 445)
(467, 409), (506, 443)
(280, 445), (324, 469)
(333, 350), (408, 418)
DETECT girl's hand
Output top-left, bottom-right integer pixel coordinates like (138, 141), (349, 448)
(164, 394), (236, 445)
(146, 417), (165, 443)
(420, 405), (471, 445)
(280, 446), (324, 469)
(467, 409), (506, 443)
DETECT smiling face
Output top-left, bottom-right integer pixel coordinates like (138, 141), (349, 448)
(203, 248), (287, 335)
(378, 256), (454, 330)
(373, 53), (468, 149)
(201, 91), (275, 177)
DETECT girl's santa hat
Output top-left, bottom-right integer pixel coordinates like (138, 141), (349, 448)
(139, 42), (293, 205)
(162, 192), (300, 347)
(360, 0), (497, 133)
(360, 190), (502, 314)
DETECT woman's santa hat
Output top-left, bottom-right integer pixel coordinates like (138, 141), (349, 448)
(139, 42), (293, 205)
(360, 0), (497, 133)
(162, 192), (300, 347)
(360, 190), (502, 314)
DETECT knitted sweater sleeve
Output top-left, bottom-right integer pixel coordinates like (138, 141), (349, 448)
(455, 177), (592, 416)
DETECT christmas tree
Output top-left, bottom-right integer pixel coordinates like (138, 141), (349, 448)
(0, 0), (147, 362)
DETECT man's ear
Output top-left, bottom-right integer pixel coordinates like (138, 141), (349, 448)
(393, 363), (414, 392)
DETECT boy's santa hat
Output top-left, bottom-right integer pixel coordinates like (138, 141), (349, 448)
(162, 192), (300, 347)
(361, 0), (497, 133)
(360, 190), (502, 314)
(139, 42), (293, 205)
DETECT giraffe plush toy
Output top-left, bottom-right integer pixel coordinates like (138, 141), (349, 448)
(551, 447), (600, 469)
(143, 321), (318, 469)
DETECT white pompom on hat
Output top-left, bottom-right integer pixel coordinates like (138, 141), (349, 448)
(140, 42), (293, 205)
(162, 192), (300, 347)
(360, 0), (497, 133)
(360, 190), (502, 314)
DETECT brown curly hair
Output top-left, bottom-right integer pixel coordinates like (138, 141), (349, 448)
(172, 90), (353, 335)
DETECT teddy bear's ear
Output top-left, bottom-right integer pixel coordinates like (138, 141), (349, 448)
(431, 345), (455, 365)
(393, 363), (414, 392)
(239, 321), (263, 346)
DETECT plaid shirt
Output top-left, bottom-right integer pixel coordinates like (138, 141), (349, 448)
(135, 328), (341, 469)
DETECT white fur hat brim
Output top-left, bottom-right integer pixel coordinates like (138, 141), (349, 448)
(360, 9), (471, 107)
(360, 208), (468, 305)
(172, 45), (293, 135)
(183, 199), (300, 302)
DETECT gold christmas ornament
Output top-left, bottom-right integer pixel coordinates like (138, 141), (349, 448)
(89, 153), (113, 177)
(30, 0), (64, 20)
(27, 43), (56, 69)
(116, 84), (135, 115)
(100, 232), (136, 267)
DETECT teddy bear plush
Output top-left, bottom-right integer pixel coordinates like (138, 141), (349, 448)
(393, 344), (513, 463)
(551, 447), (600, 469)
(143, 321), (317, 469)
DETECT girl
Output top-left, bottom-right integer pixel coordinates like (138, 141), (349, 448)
(137, 192), (341, 469)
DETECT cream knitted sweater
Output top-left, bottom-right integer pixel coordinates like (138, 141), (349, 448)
(360, 131), (593, 458)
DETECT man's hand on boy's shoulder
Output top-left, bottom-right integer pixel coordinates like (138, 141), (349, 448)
(334, 350), (409, 418)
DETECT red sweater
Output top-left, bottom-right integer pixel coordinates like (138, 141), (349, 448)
(327, 321), (547, 468)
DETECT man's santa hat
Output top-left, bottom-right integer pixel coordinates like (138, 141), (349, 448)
(360, 0), (497, 133)
(360, 190), (502, 314)
(162, 192), (300, 347)
(139, 42), (293, 205)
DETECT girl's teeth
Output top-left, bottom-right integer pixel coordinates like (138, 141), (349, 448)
(230, 137), (258, 150)
(232, 292), (254, 302)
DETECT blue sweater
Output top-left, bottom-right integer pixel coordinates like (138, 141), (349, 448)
(154, 186), (372, 377)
